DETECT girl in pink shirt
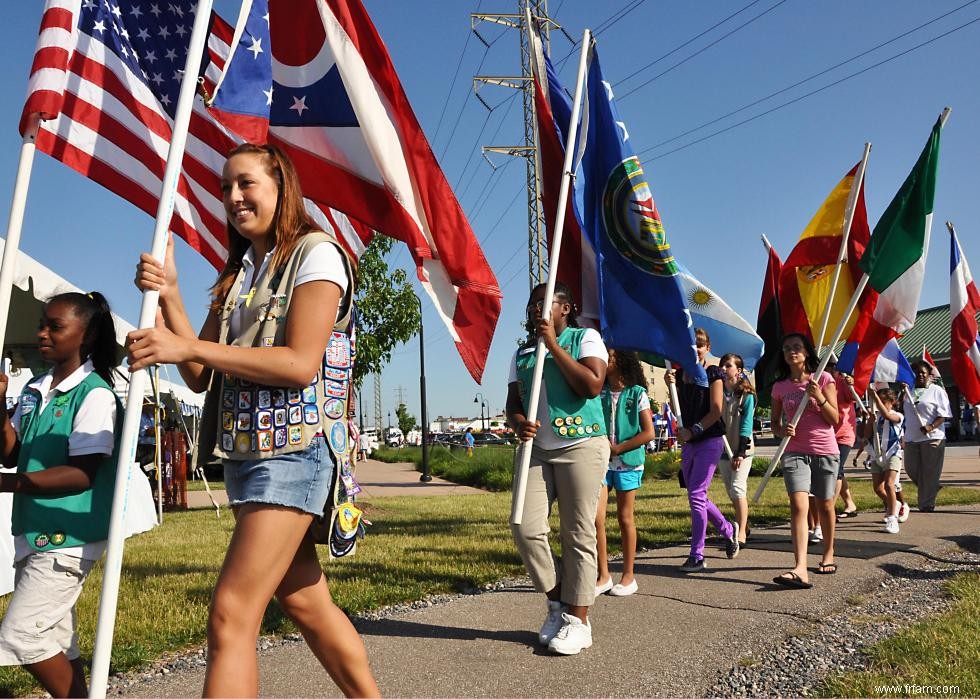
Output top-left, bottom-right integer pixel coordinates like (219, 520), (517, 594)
(770, 333), (839, 588)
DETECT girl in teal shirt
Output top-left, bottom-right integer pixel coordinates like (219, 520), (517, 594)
(595, 350), (655, 598)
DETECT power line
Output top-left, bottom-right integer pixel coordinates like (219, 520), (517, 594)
(479, 182), (526, 247)
(469, 157), (515, 222)
(617, 0), (789, 101)
(551, 0), (649, 69)
(638, 14), (980, 162)
(613, 0), (765, 87)
(636, 0), (978, 154)
(431, 0), (485, 146)
(438, 43), (492, 161)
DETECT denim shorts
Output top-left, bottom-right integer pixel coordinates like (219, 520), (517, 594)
(605, 469), (644, 492)
(223, 436), (334, 516)
(782, 452), (839, 499)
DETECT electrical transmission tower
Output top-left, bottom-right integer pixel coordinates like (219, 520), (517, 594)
(394, 385), (408, 408)
(373, 372), (382, 432)
(472, 1), (560, 291)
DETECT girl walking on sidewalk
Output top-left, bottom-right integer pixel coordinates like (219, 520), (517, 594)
(507, 282), (609, 655)
(665, 328), (740, 573)
(771, 333), (839, 588)
(595, 349), (655, 597)
(130, 144), (378, 697)
(717, 353), (755, 547)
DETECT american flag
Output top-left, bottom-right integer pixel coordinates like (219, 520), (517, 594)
(21, 0), (370, 269)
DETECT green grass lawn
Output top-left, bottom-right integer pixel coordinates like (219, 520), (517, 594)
(0, 466), (977, 695)
(820, 572), (980, 697)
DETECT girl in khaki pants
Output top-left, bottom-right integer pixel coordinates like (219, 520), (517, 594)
(507, 282), (609, 656)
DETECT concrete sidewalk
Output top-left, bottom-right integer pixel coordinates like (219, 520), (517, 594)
(125, 503), (979, 697)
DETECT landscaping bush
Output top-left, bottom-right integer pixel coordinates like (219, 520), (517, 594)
(372, 447), (776, 490)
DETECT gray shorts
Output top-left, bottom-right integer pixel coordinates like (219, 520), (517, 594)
(782, 452), (839, 499)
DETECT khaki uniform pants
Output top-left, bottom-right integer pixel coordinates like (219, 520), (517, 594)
(510, 438), (609, 608)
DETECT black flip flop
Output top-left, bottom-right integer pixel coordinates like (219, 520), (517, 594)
(816, 562), (837, 575)
(836, 510), (859, 520)
(772, 572), (813, 589)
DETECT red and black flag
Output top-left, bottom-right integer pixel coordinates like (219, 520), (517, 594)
(755, 244), (783, 407)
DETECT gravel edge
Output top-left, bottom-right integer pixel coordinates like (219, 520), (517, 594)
(709, 545), (979, 698)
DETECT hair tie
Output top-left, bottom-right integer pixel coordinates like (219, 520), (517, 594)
(86, 292), (94, 299)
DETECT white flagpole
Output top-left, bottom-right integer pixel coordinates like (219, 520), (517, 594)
(814, 143), (872, 350)
(0, 119), (40, 354)
(89, 1), (215, 694)
(752, 273), (870, 503)
(511, 28), (591, 525)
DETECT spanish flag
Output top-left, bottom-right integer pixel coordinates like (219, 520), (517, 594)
(779, 163), (871, 346)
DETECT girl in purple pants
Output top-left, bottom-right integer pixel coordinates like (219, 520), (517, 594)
(666, 328), (740, 572)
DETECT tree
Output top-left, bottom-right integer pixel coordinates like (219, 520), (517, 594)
(395, 403), (417, 435)
(352, 236), (421, 386)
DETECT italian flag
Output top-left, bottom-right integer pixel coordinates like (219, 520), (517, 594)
(849, 113), (944, 392)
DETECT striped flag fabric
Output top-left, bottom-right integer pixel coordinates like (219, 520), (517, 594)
(208, 0), (501, 382)
(946, 226), (979, 404)
(20, 0), (370, 271)
(870, 338), (915, 389)
(675, 263), (764, 370)
(849, 115), (945, 391)
(779, 163), (872, 346)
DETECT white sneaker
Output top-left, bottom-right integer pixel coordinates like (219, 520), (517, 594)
(547, 613), (593, 655)
(809, 525), (823, 543)
(898, 502), (911, 523)
(609, 579), (638, 597)
(595, 578), (613, 597)
(538, 600), (564, 646)
(884, 515), (900, 534)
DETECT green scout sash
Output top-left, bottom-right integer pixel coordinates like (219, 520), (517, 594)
(515, 326), (606, 440)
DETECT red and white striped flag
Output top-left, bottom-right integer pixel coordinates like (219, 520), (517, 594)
(949, 225), (980, 404)
(20, 0), (371, 271)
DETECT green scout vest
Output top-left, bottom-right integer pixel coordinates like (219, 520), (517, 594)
(12, 372), (120, 552)
(515, 326), (606, 440)
(198, 232), (355, 462)
(601, 384), (647, 468)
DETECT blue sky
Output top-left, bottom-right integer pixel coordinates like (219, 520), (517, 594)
(3, 1), (979, 427)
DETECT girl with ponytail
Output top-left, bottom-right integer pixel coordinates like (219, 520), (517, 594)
(0, 291), (121, 697)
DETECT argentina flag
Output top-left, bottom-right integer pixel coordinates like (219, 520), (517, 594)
(572, 43), (705, 384)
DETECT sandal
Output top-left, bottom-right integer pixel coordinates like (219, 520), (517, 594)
(816, 562), (837, 575)
(773, 572), (813, 589)
(836, 509), (858, 520)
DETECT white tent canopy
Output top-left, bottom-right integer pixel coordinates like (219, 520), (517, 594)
(1, 236), (135, 370)
(0, 236), (204, 410)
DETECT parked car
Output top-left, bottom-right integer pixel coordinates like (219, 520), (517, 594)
(471, 432), (508, 446)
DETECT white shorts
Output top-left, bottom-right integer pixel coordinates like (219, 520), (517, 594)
(0, 551), (96, 665)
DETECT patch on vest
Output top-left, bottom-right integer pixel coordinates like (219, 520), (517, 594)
(329, 421), (347, 455)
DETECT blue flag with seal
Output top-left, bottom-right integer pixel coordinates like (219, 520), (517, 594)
(572, 43), (705, 385)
